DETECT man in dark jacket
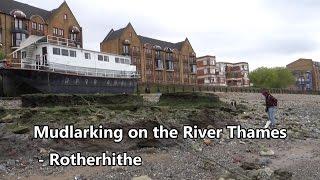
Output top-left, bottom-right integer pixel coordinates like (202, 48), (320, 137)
(262, 90), (278, 128)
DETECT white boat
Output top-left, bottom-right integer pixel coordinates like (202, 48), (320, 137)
(0, 35), (139, 96)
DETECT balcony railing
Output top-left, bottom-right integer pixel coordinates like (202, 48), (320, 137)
(42, 35), (78, 48)
(11, 22), (28, 33)
(31, 29), (45, 36)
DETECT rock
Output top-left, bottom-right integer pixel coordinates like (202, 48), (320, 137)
(260, 149), (275, 156)
(257, 158), (272, 167)
(20, 111), (34, 119)
(39, 148), (48, 155)
(132, 175), (152, 180)
(11, 126), (30, 134)
(249, 168), (273, 180)
(203, 138), (212, 145)
(240, 161), (260, 170)
(109, 111), (116, 118)
(207, 125), (214, 129)
(0, 164), (7, 172)
(96, 113), (105, 119)
(74, 174), (87, 180)
(271, 169), (293, 180)
(242, 115), (252, 119)
(0, 114), (15, 123)
(7, 159), (15, 166)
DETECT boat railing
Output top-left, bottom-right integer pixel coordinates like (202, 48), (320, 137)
(2, 60), (139, 79)
(40, 35), (79, 48)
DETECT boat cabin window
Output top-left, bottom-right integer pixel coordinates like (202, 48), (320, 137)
(104, 56), (109, 62)
(70, 50), (77, 57)
(61, 49), (69, 56)
(53, 48), (60, 55)
(21, 51), (26, 59)
(85, 53), (91, 59)
(125, 59), (130, 64)
(98, 55), (103, 61)
(115, 57), (120, 63)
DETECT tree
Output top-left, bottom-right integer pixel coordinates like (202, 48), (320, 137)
(0, 50), (5, 60)
(249, 67), (295, 89)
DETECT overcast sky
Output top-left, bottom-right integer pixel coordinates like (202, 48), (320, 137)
(16, 0), (320, 70)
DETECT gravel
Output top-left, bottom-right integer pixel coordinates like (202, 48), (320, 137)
(0, 92), (319, 180)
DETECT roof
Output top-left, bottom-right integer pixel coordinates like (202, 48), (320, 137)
(102, 24), (186, 50)
(138, 35), (184, 50)
(0, 0), (52, 20)
(103, 28), (125, 42)
(196, 55), (216, 59)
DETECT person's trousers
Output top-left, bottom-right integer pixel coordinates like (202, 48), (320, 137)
(267, 107), (276, 126)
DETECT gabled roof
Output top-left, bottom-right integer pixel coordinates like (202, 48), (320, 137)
(103, 28), (125, 42)
(0, 0), (52, 20)
(102, 23), (188, 51)
(138, 35), (184, 50)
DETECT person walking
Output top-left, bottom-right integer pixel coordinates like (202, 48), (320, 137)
(262, 90), (278, 128)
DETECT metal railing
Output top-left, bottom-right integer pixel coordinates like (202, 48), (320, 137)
(1, 60), (139, 79)
(39, 35), (79, 48)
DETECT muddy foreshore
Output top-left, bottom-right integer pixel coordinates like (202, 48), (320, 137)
(0, 92), (319, 180)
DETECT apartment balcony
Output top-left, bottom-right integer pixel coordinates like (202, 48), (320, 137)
(30, 29), (45, 36)
(11, 22), (28, 34)
(122, 51), (130, 56)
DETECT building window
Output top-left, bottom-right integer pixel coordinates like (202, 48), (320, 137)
(61, 49), (69, 56)
(38, 24), (44, 31)
(156, 59), (163, 69)
(191, 65), (197, 73)
(12, 33), (26, 47)
(32, 22), (37, 30)
(53, 28), (58, 35)
(85, 53), (91, 59)
(155, 50), (161, 59)
(70, 50), (76, 57)
(14, 19), (23, 29)
(70, 33), (77, 41)
(104, 56), (109, 62)
(64, 14), (68, 20)
(166, 60), (174, 70)
(58, 29), (64, 36)
(123, 45), (129, 55)
(53, 48), (60, 55)
(13, 52), (18, 59)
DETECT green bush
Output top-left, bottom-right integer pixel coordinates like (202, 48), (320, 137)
(0, 50), (5, 60)
(249, 67), (295, 89)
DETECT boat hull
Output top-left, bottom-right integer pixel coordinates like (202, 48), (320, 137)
(0, 68), (137, 96)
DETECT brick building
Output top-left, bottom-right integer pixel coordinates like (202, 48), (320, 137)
(196, 55), (226, 86)
(196, 55), (249, 87)
(0, 0), (82, 58)
(100, 23), (197, 85)
(224, 62), (250, 87)
(286, 58), (320, 91)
